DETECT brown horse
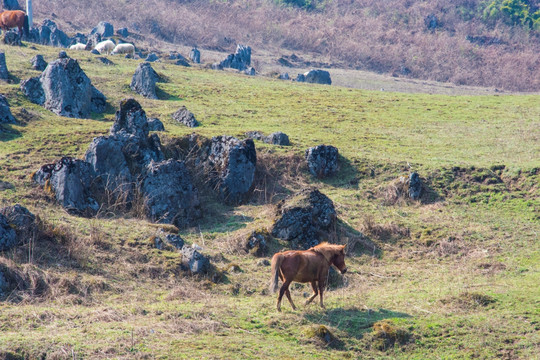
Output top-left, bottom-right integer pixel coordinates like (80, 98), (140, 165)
(269, 242), (347, 312)
(0, 10), (29, 38)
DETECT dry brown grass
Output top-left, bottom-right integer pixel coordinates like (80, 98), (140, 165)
(34, 0), (540, 91)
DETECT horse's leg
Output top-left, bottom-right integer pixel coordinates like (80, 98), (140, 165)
(305, 281), (318, 306)
(318, 281), (326, 309)
(285, 288), (296, 310)
(277, 278), (292, 312)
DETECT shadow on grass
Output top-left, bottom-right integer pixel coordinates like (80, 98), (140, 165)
(0, 124), (22, 141)
(156, 86), (182, 101)
(304, 307), (411, 339)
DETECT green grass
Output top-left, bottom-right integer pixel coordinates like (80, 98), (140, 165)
(0, 42), (539, 359)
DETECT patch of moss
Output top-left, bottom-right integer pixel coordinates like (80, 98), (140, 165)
(304, 325), (344, 349)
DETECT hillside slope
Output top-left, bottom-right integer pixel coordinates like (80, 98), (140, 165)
(27, 0), (540, 92)
(0, 43), (539, 359)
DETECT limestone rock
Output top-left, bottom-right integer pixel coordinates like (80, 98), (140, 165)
(0, 204), (36, 239)
(172, 106), (199, 127)
(0, 213), (17, 251)
(408, 172), (422, 200)
(91, 21), (114, 38)
(305, 145), (339, 178)
(271, 189), (337, 249)
(181, 244), (210, 274)
(148, 118), (165, 132)
(189, 48), (200, 64)
(304, 69), (331, 85)
(20, 77), (45, 105)
(30, 55), (47, 71)
(34, 157), (100, 216)
(0, 52), (8, 81)
(265, 132), (290, 146)
(141, 159), (201, 228)
(0, 94), (16, 124)
(130, 62), (159, 99)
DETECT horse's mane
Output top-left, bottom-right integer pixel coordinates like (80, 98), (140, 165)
(309, 242), (344, 263)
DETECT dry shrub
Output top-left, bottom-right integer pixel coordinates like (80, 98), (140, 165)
(381, 177), (410, 206)
(303, 325), (344, 349)
(360, 214), (410, 243)
(365, 321), (412, 351)
(441, 292), (496, 310)
(252, 150), (307, 205)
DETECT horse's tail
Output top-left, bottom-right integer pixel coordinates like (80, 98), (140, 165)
(269, 253), (284, 293)
(23, 15), (29, 38)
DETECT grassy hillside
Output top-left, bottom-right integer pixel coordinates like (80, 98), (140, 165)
(29, 0), (540, 92)
(0, 42), (539, 359)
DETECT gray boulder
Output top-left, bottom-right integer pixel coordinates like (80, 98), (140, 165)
(245, 131), (264, 141)
(33, 157), (99, 216)
(279, 73), (289, 80)
(163, 233), (184, 249)
(145, 53), (159, 62)
(130, 62), (159, 99)
(304, 69), (331, 85)
(20, 77), (45, 105)
(216, 44), (251, 71)
(0, 52), (8, 81)
(3, 30), (21, 46)
(35, 19), (70, 48)
(295, 73), (305, 82)
(189, 48), (200, 64)
(148, 118), (165, 132)
(272, 189), (337, 249)
(305, 145), (339, 178)
(169, 52), (190, 67)
(0, 95), (16, 124)
(141, 159), (201, 228)
(408, 172), (422, 200)
(265, 132), (290, 146)
(0, 204), (36, 239)
(244, 67), (255, 76)
(86, 98), (164, 198)
(71, 33), (87, 46)
(0, 213), (17, 251)
(21, 57), (106, 118)
(3, 0), (20, 10)
(425, 14), (439, 31)
(172, 106), (199, 127)
(116, 27), (129, 37)
(110, 98), (149, 138)
(244, 229), (269, 257)
(86, 33), (102, 51)
(57, 51), (68, 59)
(181, 244), (210, 274)
(91, 21), (114, 38)
(206, 136), (256, 205)
(31, 55), (47, 71)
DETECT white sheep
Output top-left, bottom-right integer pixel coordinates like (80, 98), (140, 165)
(94, 40), (115, 55)
(111, 43), (135, 57)
(69, 43), (86, 50)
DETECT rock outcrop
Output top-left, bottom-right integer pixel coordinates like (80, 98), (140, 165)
(272, 189), (337, 249)
(130, 62), (159, 99)
(189, 48), (200, 64)
(141, 159), (201, 229)
(408, 172), (422, 200)
(214, 44), (251, 71)
(3, 30), (21, 46)
(205, 136), (257, 205)
(0, 94), (17, 124)
(0, 204), (37, 240)
(0, 52), (9, 81)
(0, 213), (17, 251)
(30, 54), (48, 71)
(21, 56), (106, 118)
(172, 106), (199, 127)
(33, 157), (100, 216)
(148, 118), (165, 131)
(91, 21), (114, 38)
(85, 99), (164, 201)
(305, 145), (339, 178)
(181, 244), (211, 274)
(265, 132), (290, 146)
(297, 69), (332, 85)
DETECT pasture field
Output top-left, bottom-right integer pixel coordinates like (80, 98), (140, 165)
(0, 43), (539, 359)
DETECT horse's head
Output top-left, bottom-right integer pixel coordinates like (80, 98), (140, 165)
(332, 245), (347, 274)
